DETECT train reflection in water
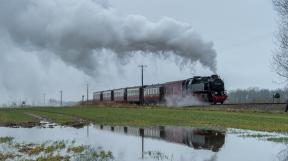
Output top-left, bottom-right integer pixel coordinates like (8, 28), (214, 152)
(96, 125), (225, 152)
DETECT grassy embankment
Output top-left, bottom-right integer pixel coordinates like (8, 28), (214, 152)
(0, 106), (288, 132)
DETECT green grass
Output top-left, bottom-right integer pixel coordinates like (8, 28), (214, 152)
(67, 145), (86, 153)
(0, 108), (36, 124)
(1, 139), (112, 161)
(27, 110), (78, 124)
(0, 136), (14, 144)
(1, 105), (288, 132)
(239, 134), (273, 138)
(267, 137), (288, 143)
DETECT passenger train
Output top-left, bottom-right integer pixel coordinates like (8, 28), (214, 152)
(93, 75), (227, 105)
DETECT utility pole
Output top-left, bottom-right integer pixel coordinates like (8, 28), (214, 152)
(60, 90), (63, 106)
(138, 65), (147, 87)
(138, 65), (147, 105)
(86, 84), (89, 102)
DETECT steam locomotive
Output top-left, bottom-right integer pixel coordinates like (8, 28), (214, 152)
(93, 75), (227, 105)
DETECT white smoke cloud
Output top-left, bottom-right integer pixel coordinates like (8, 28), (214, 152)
(0, 0), (218, 105)
(0, 31), (92, 105)
(165, 95), (209, 107)
(0, 0), (217, 76)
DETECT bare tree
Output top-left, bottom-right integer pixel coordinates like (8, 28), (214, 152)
(273, 0), (288, 78)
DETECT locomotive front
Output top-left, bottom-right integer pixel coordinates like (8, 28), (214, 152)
(184, 75), (227, 104)
(209, 75), (227, 104)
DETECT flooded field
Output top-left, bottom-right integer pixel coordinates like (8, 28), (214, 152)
(0, 123), (287, 161)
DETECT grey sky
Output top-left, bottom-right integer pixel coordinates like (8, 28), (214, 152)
(0, 0), (283, 105)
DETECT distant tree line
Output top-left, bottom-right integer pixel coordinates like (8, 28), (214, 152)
(227, 87), (288, 103)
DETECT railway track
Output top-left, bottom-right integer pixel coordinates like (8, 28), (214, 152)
(183, 102), (286, 109)
(84, 101), (286, 108)
(216, 103), (286, 106)
(184, 102), (287, 112)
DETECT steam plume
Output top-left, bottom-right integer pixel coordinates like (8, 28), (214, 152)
(0, 0), (217, 75)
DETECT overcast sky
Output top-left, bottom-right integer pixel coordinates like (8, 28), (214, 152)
(110, 0), (281, 88)
(0, 0), (284, 105)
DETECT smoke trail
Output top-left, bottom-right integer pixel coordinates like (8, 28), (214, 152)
(0, 0), (217, 75)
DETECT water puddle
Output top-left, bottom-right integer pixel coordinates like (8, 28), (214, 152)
(0, 123), (287, 161)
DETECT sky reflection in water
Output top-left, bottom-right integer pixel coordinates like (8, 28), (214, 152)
(0, 124), (287, 161)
